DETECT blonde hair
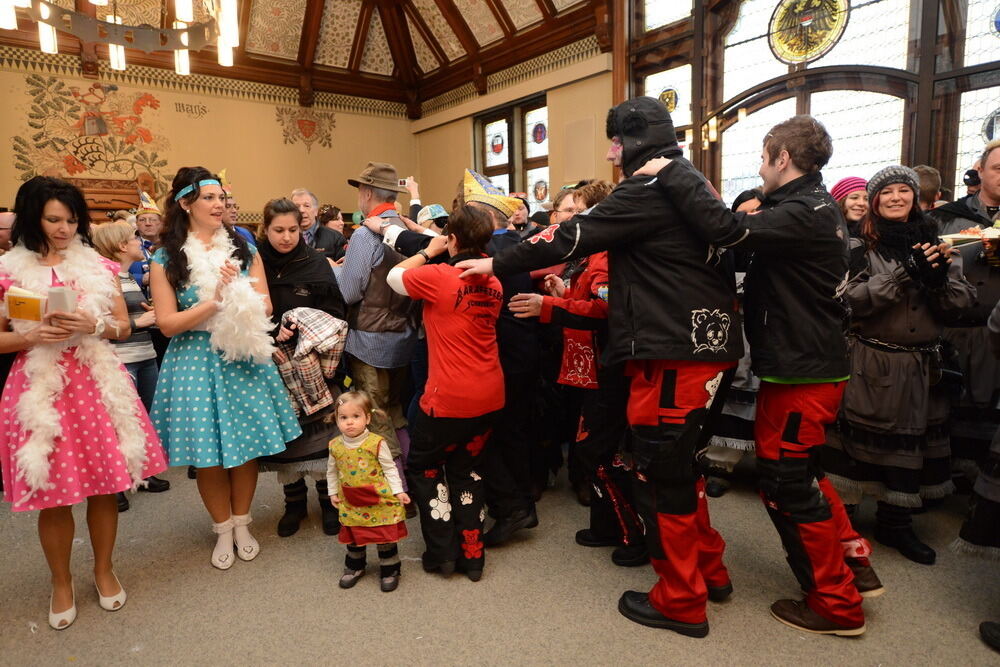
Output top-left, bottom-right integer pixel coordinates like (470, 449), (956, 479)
(91, 221), (134, 261)
(335, 390), (375, 418)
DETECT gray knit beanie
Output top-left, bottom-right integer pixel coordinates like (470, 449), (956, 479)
(867, 165), (920, 200)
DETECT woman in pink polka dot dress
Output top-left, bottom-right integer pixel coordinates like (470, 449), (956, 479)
(0, 177), (167, 630)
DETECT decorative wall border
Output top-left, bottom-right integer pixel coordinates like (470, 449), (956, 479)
(422, 35), (602, 115)
(0, 45), (409, 118)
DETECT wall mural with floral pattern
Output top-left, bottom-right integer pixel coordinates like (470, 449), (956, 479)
(11, 74), (171, 196)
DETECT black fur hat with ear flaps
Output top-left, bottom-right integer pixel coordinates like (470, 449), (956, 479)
(605, 97), (682, 178)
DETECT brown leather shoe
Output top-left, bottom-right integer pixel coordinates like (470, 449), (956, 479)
(770, 599), (865, 636)
(847, 559), (885, 598)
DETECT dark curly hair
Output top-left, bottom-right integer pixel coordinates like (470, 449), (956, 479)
(160, 166), (252, 289)
(11, 176), (93, 254)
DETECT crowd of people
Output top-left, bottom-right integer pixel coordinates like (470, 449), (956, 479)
(0, 97), (997, 651)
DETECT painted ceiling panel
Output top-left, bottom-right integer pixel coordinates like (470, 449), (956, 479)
(551, 0), (587, 11)
(245, 0), (308, 61)
(410, 0), (465, 61)
(314, 0), (363, 69)
(358, 10), (395, 76)
(452, 0), (503, 46)
(407, 15), (440, 74)
(502, 0), (543, 29)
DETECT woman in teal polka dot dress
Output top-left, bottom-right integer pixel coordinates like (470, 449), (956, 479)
(149, 167), (301, 570)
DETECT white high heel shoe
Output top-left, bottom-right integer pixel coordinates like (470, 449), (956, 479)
(95, 573), (127, 611)
(48, 584), (76, 630)
(231, 513), (260, 562)
(211, 518), (235, 570)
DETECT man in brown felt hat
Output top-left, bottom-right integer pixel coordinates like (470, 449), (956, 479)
(337, 161), (415, 461)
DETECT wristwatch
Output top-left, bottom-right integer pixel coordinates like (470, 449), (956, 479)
(417, 250), (430, 262)
(92, 317), (106, 337)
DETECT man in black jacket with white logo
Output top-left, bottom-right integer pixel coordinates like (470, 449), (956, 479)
(636, 115), (873, 637)
(459, 97), (743, 638)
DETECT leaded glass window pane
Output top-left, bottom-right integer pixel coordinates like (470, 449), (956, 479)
(720, 98), (797, 204)
(954, 85), (1000, 196)
(963, 0), (1000, 69)
(526, 166), (550, 212)
(485, 119), (509, 168)
(525, 107), (549, 159)
(811, 90), (905, 184)
(489, 173), (510, 195)
(643, 0), (693, 32)
(643, 64), (693, 127)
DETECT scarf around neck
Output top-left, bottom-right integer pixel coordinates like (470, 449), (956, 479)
(258, 237), (331, 286)
(873, 216), (936, 263)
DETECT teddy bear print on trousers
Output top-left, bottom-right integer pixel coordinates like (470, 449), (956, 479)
(429, 483), (451, 521)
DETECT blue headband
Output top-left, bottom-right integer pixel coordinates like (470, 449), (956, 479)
(174, 179), (222, 202)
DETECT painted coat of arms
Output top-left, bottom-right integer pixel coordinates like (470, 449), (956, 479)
(12, 75), (170, 193)
(275, 106), (335, 152)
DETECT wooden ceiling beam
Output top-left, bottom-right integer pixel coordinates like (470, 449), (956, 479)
(483, 0), (515, 38)
(347, 0), (375, 72)
(535, 0), (558, 22)
(376, 0), (422, 117)
(296, 0), (325, 106)
(297, 0), (325, 66)
(402, 1), (448, 69)
(432, 0), (480, 59)
(419, 2), (596, 100)
(235, 0), (252, 61)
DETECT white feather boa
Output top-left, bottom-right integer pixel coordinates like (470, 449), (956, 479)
(0, 240), (149, 506)
(182, 228), (275, 363)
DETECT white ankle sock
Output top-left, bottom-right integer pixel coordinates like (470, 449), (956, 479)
(211, 518), (235, 570)
(232, 513), (260, 561)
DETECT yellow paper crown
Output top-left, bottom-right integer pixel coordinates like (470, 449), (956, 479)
(463, 168), (522, 218)
(219, 168), (233, 194)
(135, 191), (161, 216)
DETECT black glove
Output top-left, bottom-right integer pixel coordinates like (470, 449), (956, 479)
(902, 250), (924, 283)
(909, 245), (948, 288)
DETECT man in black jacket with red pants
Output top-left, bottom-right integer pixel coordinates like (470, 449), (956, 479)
(636, 115), (876, 636)
(459, 97), (745, 638)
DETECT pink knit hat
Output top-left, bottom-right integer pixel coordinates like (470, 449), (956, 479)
(830, 176), (867, 201)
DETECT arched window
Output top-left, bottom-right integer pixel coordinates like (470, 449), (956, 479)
(720, 98), (796, 203)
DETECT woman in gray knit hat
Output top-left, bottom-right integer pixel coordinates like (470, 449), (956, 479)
(822, 165), (976, 565)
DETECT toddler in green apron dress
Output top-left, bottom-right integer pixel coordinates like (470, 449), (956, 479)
(327, 391), (410, 592)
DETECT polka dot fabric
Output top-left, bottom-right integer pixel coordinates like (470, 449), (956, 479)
(0, 262), (168, 512)
(149, 248), (301, 469)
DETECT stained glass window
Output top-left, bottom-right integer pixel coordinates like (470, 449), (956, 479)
(489, 173), (510, 195)
(954, 85), (1000, 196)
(723, 0), (788, 101)
(811, 90), (905, 184)
(724, 0), (918, 103)
(525, 106), (549, 160)
(526, 166), (550, 212)
(484, 118), (509, 168)
(643, 0), (693, 32)
(643, 64), (693, 127)
(719, 98), (797, 204)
